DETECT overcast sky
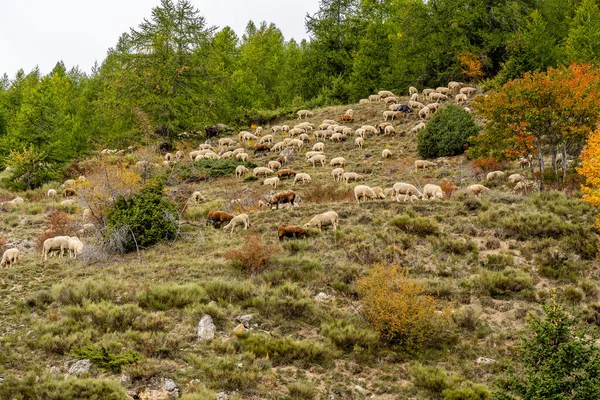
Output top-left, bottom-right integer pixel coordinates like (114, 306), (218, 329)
(0, 0), (320, 78)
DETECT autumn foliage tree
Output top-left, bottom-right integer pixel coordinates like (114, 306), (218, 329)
(472, 63), (600, 188)
(578, 129), (600, 228)
(356, 264), (450, 348)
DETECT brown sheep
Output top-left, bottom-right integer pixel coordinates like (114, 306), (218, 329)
(277, 169), (297, 180)
(63, 188), (77, 197)
(253, 144), (271, 154)
(278, 224), (307, 241)
(339, 114), (353, 123)
(266, 190), (296, 210)
(206, 210), (234, 228)
(277, 156), (288, 165)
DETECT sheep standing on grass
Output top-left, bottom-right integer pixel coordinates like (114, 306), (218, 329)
(42, 236), (71, 261)
(486, 171), (505, 180)
(368, 95), (381, 102)
(293, 173), (311, 185)
(313, 142), (325, 152)
(371, 187), (386, 199)
(191, 191), (205, 204)
(423, 184), (444, 200)
(330, 157), (347, 168)
(384, 126), (396, 135)
(332, 168), (344, 182)
(354, 185), (378, 203)
(393, 182), (422, 202)
(308, 155), (326, 167)
(47, 189), (57, 198)
(382, 149), (392, 159)
(68, 237), (84, 259)
(235, 165), (249, 179)
(253, 167), (274, 177)
(456, 94), (468, 103)
(303, 211), (339, 231)
(1, 248), (19, 267)
(467, 184), (490, 198)
(355, 137), (364, 149)
(415, 160), (437, 170)
(297, 110), (314, 119)
(508, 174), (525, 184)
(411, 123), (426, 135)
(343, 172), (362, 183)
(278, 225), (308, 240)
(264, 177), (280, 190)
(223, 214), (250, 235)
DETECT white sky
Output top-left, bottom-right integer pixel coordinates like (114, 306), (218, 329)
(0, 0), (320, 78)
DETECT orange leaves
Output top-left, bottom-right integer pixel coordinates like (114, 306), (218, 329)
(356, 264), (450, 347)
(458, 51), (485, 82)
(579, 129), (600, 226)
(225, 231), (279, 274)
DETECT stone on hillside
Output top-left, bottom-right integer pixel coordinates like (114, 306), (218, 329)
(216, 392), (229, 400)
(198, 314), (216, 341)
(236, 314), (253, 328)
(68, 359), (92, 375)
(475, 357), (495, 364)
(314, 292), (333, 302)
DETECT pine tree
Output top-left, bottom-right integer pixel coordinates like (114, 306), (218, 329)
(564, 0), (600, 64)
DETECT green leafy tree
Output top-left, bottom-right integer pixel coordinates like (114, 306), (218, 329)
(496, 302), (600, 399)
(417, 105), (479, 159)
(2, 145), (57, 190)
(563, 0), (600, 64)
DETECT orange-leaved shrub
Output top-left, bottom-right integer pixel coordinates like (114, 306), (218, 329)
(470, 156), (503, 174)
(439, 180), (457, 199)
(36, 210), (76, 250)
(356, 264), (450, 347)
(225, 231), (279, 274)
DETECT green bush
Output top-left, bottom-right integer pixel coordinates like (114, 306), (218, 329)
(71, 344), (143, 373)
(236, 334), (334, 366)
(417, 105), (480, 159)
(0, 374), (126, 400)
(321, 320), (379, 350)
(203, 279), (256, 303)
(389, 215), (440, 236)
(192, 158), (257, 179)
(442, 383), (491, 400)
(409, 363), (452, 395)
(137, 284), (208, 310)
(483, 253), (514, 270)
(53, 279), (128, 306)
(477, 268), (533, 297)
(106, 181), (178, 252)
(288, 382), (317, 400)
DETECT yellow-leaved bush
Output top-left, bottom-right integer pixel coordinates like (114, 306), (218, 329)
(578, 129), (600, 228)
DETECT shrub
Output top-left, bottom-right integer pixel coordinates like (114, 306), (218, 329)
(470, 156), (503, 174)
(417, 105), (480, 159)
(235, 334), (334, 366)
(321, 320), (379, 351)
(409, 363), (452, 396)
(186, 354), (261, 391)
(439, 180), (458, 198)
(302, 183), (353, 204)
(389, 215), (440, 236)
(137, 284), (207, 310)
(288, 382), (317, 400)
(179, 158), (256, 181)
(106, 180), (178, 252)
(225, 231), (279, 274)
(477, 268), (533, 297)
(356, 265), (450, 347)
(0, 374), (126, 400)
(442, 383), (491, 400)
(452, 305), (482, 330)
(483, 253), (514, 270)
(203, 279), (256, 303)
(71, 344), (143, 373)
(561, 285), (585, 305)
(537, 247), (586, 281)
(436, 237), (477, 255)
(36, 210), (76, 250)
(53, 279), (128, 306)
(2, 145), (58, 190)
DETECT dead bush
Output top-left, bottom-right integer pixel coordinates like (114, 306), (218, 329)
(36, 210), (77, 250)
(225, 231), (279, 274)
(302, 183), (353, 204)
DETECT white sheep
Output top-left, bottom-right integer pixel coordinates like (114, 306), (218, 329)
(305, 151), (324, 159)
(330, 157), (346, 167)
(343, 172), (362, 183)
(508, 173), (524, 183)
(235, 165), (249, 178)
(355, 137), (364, 149)
(175, 150), (183, 161)
(299, 133), (311, 142)
(61, 200), (75, 206)
(361, 125), (378, 135)
(322, 119), (336, 125)
(409, 100), (426, 109)
(42, 236), (71, 261)
(513, 180), (537, 194)
(268, 161), (282, 170)
(384, 126), (396, 135)
(255, 127), (263, 136)
(294, 173), (311, 185)
(242, 132), (258, 143)
(435, 87), (452, 95)
(313, 142), (325, 152)
(297, 110), (314, 119)
(383, 96), (398, 105)
(62, 179), (75, 188)
(47, 189), (57, 198)
(393, 182), (423, 202)
(342, 127), (353, 137)
(219, 138), (235, 147)
(164, 153), (173, 162)
(308, 155), (327, 167)
(289, 128), (305, 137)
(223, 214), (249, 235)
(199, 144), (213, 150)
(221, 151), (234, 159)
(378, 90), (395, 98)
(411, 122), (426, 134)
(448, 81), (462, 90)
(314, 130), (329, 140)
(233, 148), (246, 155)
(418, 107), (430, 119)
(372, 186), (386, 199)
(303, 211), (339, 231)
(355, 128), (366, 138)
(331, 132), (343, 142)
(259, 134), (273, 144)
(422, 88), (435, 98)
(455, 93), (468, 103)
(415, 160), (436, 170)
(368, 94), (381, 102)
(354, 185), (378, 203)
(191, 191), (205, 204)
(331, 168), (344, 182)
(409, 86), (418, 96)
(410, 93), (419, 102)
(68, 237), (84, 259)
(383, 111), (399, 121)
(253, 167), (274, 177)
(460, 87), (477, 96)
(467, 184), (490, 198)
(288, 138), (304, 150)
(236, 153), (249, 162)
(359, 99), (369, 104)
(264, 177), (280, 190)
(271, 125), (283, 134)
(423, 184), (444, 200)
(486, 171), (505, 180)
(429, 93), (448, 102)
(0, 248), (19, 268)
(271, 142), (285, 152)
(319, 123), (331, 131)
(382, 149), (392, 159)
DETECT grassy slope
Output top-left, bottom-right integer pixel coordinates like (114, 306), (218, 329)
(0, 94), (598, 399)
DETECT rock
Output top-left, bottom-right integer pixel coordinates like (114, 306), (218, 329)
(216, 392), (228, 400)
(68, 359), (92, 375)
(233, 324), (245, 334)
(126, 390), (137, 400)
(162, 378), (178, 395)
(49, 366), (60, 376)
(198, 315), (216, 341)
(120, 374), (130, 385)
(236, 314), (253, 327)
(138, 389), (170, 400)
(475, 357), (495, 364)
(208, 301), (218, 307)
(314, 292), (333, 302)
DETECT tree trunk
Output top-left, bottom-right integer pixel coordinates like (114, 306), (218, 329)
(562, 142), (567, 186)
(536, 138), (545, 191)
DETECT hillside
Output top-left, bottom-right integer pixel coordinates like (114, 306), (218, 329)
(0, 92), (598, 400)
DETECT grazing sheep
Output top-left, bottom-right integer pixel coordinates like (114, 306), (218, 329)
(268, 161), (282, 171)
(236, 153), (249, 162)
(305, 151), (324, 159)
(411, 122), (426, 134)
(409, 86), (418, 96)
(368, 94), (381, 102)
(393, 182), (422, 202)
(371, 186), (386, 199)
(455, 93), (468, 103)
(277, 169), (297, 180)
(460, 87), (477, 96)
(343, 172), (362, 183)
(467, 184), (490, 198)
(242, 132), (258, 143)
(435, 87), (452, 95)
(422, 88), (435, 98)
(206, 210), (235, 228)
(355, 137), (364, 148)
(277, 156), (288, 165)
(330, 157), (346, 168)
(68, 237), (84, 259)
(264, 177), (280, 190)
(289, 128), (304, 137)
(330, 132), (343, 142)
(63, 188), (76, 197)
(221, 151), (234, 159)
(303, 211), (339, 231)
(266, 190), (296, 210)
(382, 149), (392, 159)
(359, 99), (369, 104)
(308, 155), (326, 167)
(299, 133), (310, 143)
(297, 110), (314, 119)
(414, 160), (436, 170)
(332, 168), (344, 182)
(354, 185), (378, 203)
(272, 125), (283, 134)
(271, 142), (285, 152)
(384, 125), (396, 135)
(423, 184), (444, 200)
(508, 174), (525, 184)
(253, 144), (271, 154)
(383, 96), (398, 105)
(164, 153), (173, 162)
(199, 144), (213, 150)
(409, 100), (426, 109)
(294, 173), (311, 185)
(418, 107), (430, 119)
(513, 180), (537, 194)
(448, 81), (462, 90)
(255, 127), (263, 136)
(60, 200), (75, 206)
(62, 179), (76, 188)
(287, 139), (304, 150)
(313, 142), (325, 152)
(278, 225), (308, 241)
(47, 189), (57, 198)
(355, 128), (367, 138)
(235, 165), (249, 179)
(223, 214), (250, 234)
(191, 191), (205, 204)
(219, 138), (235, 147)
(322, 119), (336, 125)
(486, 171), (505, 180)
(427, 103), (442, 112)
(362, 125), (378, 135)
(42, 236), (71, 261)
(259, 134), (273, 144)
(410, 93), (419, 102)
(0, 248), (19, 268)
(253, 167), (274, 177)
(518, 156), (531, 169)
(378, 90), (395, 98)
(175, 150), (183, 161)
(383, 111), (398, 121)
